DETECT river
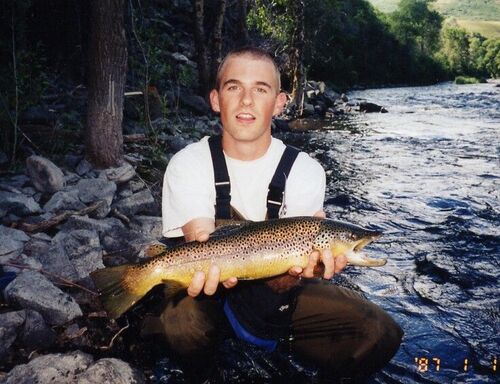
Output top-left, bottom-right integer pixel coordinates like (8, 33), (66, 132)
(280, 82), (499, 383)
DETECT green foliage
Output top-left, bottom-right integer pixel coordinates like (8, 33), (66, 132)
(247, 0), (294, 42)
(454, 75), (486, 84)
(438, 23), (500, 78)
(389, 0), (443, 55)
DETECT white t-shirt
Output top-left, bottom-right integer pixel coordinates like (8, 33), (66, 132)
(162, 136), (326, 237)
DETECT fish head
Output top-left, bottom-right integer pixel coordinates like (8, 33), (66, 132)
(315, 219), (386, 267)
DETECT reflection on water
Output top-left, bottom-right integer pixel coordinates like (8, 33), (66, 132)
(278, 82), (499, 383)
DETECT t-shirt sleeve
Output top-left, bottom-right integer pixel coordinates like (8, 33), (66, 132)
(161, 146), (215, 237)
(282, 153), (326, 217)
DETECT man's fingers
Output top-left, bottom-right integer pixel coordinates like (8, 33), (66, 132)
(203, 264), (221, 295)
(314, 210), (326, 219)
(187, 271), (205, 297)
(321, 249), (335, 279)
(334, 254), (348, 274)
(288, 266), (303, 277)
(196, 231), (210, 242)
(222, 277), (238, 289)
(303, 250), (320, 278)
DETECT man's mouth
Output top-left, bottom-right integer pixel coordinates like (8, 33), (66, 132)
(236, 113), (256, 122)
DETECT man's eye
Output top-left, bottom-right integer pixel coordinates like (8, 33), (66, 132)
(256, 87), (267, 93)
(227, 85), (238, 91)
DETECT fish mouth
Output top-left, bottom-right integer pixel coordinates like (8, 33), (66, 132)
(353, 232), (382, 252)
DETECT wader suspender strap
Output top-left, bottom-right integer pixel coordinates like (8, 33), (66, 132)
(266, 146), (300, 219)
(208, 135), (300, 220)
(208, 135), (232, 219)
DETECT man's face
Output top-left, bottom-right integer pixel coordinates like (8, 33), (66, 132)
(209, 55), (286, 145)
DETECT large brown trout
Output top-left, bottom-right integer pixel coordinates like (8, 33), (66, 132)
(91, 217), (386, 319)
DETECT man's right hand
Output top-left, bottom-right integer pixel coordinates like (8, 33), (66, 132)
(182, 218), (238, 297)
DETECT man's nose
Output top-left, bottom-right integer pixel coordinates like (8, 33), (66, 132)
(240, 88), (253, 106)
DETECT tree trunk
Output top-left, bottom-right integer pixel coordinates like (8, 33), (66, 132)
(290, 0), (305, 117)
(210, 0), (227, 84)
(86, 0), (127, 168)
(237, 0), (249, 46)
(193, 0), (209, 96)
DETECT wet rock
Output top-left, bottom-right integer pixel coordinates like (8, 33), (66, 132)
(113, 189), (157, 217)
(43, 189), (86, 213)
(26, 155), (65, 193)
(101, 163), (136, 184)
(130, 215), (163, 238)
(359, 101), (388, 113)
(0, 310), (25, 360)
(41, 229), (104, 280)
(76, 358), (146, 384)
(2, 350), (94, 384)
(0, 190), (42, 217)
(4, 270), (82, 326)
(76, 178), (117, 218)
(0, 225), (30, 261)
(20, 309), (56, 350)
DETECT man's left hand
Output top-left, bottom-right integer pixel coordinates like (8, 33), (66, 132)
(287, 210), (348, 280)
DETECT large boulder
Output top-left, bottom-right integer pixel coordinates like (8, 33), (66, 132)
(76, 358), (146, 384)
(26, 155), (65, 193)
(4, 270), (82, 326)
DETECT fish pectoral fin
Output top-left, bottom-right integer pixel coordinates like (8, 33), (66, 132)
(162, 280), (186, 302)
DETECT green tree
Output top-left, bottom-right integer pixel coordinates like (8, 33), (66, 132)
(390, 0), (443, 55)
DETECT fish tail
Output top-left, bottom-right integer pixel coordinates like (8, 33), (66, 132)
(90, 265), (144, 319)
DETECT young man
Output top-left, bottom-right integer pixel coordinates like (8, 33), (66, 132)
(161, 47), (402, 380)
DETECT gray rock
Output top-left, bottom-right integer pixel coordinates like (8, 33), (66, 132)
(3, 350), (94, 384)
(4, 271), (82, 326)
(0, 310), (25, 360)
(127, 179), (146, 193)
(43, 189), (86, 213)
(166, 136), (188, 152)
(0, 225), (30, 259)
(26, 155), (65, 193)
(76, 358), (146, 384)
(76, 159), (93, 176)
(59, 215), (124, 236)
(101, 163), (136, 184)
(151, 117), (177, 135)
(20, 309), (56, 349)
(76, 178), (117, 218)
(0, 190), (42, 217)
(5, 174), (31, 189)
(131, 215), (163, 239)
(113, 189), (156, 216)
(179, 93), (211, 115)
(302, 103), (315, 117)
(40, 229), (104, 281)
(64, 171), (81, 185)
(101, 227), (154, 259)
(2, 253), (43, 274)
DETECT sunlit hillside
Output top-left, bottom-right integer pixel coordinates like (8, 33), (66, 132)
(367, 0), (500, 38)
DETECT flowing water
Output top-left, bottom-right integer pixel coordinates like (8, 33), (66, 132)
(280, 82), (499, 383)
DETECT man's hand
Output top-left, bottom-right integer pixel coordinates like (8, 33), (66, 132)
(182, 218), (238, 297)
(287, 210), (348, 280)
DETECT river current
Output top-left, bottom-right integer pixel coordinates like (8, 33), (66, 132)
(280, 82), (499, 383)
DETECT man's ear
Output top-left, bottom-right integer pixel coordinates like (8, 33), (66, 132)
(273, 92), (287, 116)
(209, 89), (220, 113)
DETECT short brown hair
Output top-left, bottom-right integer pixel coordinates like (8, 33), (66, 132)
(214, 46), (281, 91)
